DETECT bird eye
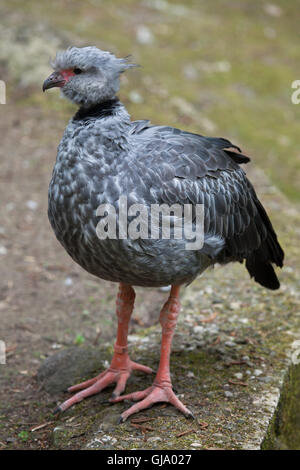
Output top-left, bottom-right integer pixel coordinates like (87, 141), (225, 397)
(73, 68), (82, 74)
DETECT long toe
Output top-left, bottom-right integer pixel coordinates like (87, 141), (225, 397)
(115, 384), (192, 422)
(168, 391), (194, 418)
(57, 371), (117, 412)
(67, 370), (107, 393)
(131, 362), (153, 374)
(111, 387), (153, 404)
(110, 372), (130, 400)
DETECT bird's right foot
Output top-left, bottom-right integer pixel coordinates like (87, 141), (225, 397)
(53, 346), (153, 413)
(111, 381), (194, 422)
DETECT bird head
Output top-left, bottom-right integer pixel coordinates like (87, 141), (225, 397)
(43, 46), (137, 108)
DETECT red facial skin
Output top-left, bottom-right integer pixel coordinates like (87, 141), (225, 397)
(43, 69), (76, 91)
(60, 69), (76, 85)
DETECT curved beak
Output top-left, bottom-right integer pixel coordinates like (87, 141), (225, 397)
(42, 71), (65, 92)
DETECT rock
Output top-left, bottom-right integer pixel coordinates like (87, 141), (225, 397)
(98, 411), (123, 432)
(37, 346), (103, 394)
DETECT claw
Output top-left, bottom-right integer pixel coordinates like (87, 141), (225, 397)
(117, 415), (125, 424)
(53, 406), (62, 415)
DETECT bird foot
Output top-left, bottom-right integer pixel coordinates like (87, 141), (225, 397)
(54, 356), (153, 413)
(111, 382), (194, 422)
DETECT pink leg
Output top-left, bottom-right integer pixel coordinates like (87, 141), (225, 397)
(54, 283), (152, 413)
(112, 285), (194, 422)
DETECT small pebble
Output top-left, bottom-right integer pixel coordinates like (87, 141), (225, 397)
(264, 3), (282, 17)
(129, 91), (143, 104)
(193, 325), (205, 334)
(191, 442), (202, 448)
(159, 285), (171, 292)
(136, 25), (154, 45)
(230, 301), (241, 310)
(140, 337), (149, 343)
(147, 437), (162, 442)
(26, 200), (38, 210)
(205, 286), (213, 294)
(259, 376), (272, 383)
(128, 334), (140, 342)
(0, 246), (7, 255)
(101, 435), (117, 444)
(64, 277), (73, 286)
(234, 373), (243, 380)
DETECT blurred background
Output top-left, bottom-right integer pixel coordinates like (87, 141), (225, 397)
(2, 0), (300, 198)
(1, 0), (300, 449)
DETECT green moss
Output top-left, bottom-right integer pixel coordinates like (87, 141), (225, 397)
(18, 430), (30, 442)
(263, 364), (300, 450)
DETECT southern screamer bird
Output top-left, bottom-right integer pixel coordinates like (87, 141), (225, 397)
(43, 46), (284, 422)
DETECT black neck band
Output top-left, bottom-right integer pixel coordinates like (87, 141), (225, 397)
(73, 98), (120, 121)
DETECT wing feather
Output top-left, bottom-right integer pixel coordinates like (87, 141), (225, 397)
(130, 122), (284, 278)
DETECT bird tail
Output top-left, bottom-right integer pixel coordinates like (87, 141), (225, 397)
(245, 199), (284, 290)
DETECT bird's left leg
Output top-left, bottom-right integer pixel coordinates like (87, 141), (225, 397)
(54, 283), (152, 413)
(112, 285), (193, 422)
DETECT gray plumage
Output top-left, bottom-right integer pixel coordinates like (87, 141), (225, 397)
(47, 46), (284, 290)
